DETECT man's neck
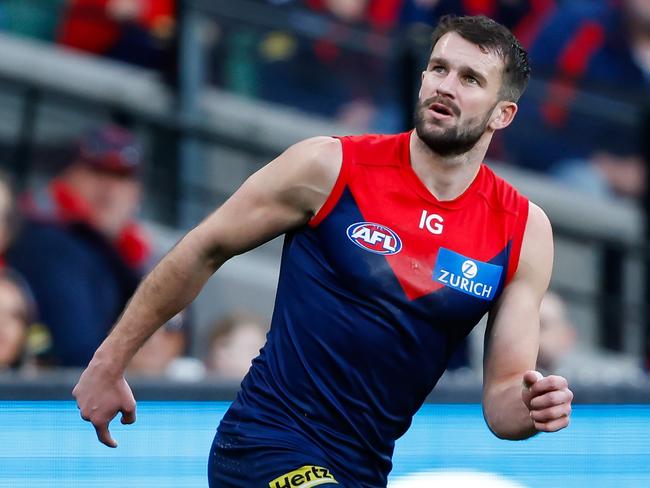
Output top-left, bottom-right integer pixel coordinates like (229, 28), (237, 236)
(409, 131), (489, 201)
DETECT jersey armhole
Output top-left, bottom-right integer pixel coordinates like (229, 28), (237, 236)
(505, 198), (530, 285)
(308, 137), (349, 228)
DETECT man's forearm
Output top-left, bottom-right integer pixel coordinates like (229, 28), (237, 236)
(93, 230), (223, 372)
(483, 379), (537, 440)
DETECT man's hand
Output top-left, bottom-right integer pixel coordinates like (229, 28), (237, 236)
(72, 360), (137, 448)
(522, 370), (573, 433)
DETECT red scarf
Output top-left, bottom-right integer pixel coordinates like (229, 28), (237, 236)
(23, 180), (151, 269)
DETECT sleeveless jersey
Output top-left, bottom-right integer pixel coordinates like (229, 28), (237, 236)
(218, 132), (530, 486)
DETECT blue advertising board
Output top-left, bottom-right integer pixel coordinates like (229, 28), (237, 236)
(1, 402), (648, 487)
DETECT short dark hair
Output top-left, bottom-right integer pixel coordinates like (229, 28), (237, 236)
(429, 15), (531, 102)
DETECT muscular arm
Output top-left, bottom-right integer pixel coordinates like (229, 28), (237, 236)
(96, 136), (341, 369)
(482, 202), (572, 440)
(73, 136), (342, 446)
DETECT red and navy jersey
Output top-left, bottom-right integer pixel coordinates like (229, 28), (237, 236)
(218, 132), (529, 485)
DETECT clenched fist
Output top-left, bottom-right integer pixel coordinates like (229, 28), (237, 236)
(522, 370), (573, 433)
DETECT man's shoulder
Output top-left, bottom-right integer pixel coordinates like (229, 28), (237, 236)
(335, 132), (409, 167)
(336, 132), (408, 150)
(525, 202), (551, 236)
(276, 137), (343, 190)
(292, 136), (342, 164)
(291, 134), (404, 164)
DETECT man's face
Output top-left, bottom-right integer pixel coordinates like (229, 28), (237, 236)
(70, 165), (141, 237)
(415, 32), (504, 157)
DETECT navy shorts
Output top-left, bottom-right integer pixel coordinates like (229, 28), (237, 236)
(208, 431), (349, 487)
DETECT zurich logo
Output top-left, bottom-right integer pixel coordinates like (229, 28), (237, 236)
(433, 248), (503, 301)
(346, 222), (402, 255)
(461, 260), (478, 279)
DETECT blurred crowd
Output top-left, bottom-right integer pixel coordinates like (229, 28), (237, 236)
(213, 0), (649, 202)
(1, 127), (641, 381)
(0, 0), (175, 73)
(0, 1), (647, 201)
(0, 126), (268, 382)
(0, 0), (648, 381)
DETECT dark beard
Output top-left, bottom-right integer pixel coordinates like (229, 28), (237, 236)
(414, 98), (494, 157)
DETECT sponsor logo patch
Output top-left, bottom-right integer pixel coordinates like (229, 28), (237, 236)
(418, 210), (444, 235)
(269, 465), (339, 488)
(433, 248), (502, 301)
(346, 221), (402, 255)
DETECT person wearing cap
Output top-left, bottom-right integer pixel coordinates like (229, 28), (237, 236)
(6, 125), (151, 367)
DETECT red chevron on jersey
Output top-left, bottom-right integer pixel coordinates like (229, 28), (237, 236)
(315, 132), (529, 302)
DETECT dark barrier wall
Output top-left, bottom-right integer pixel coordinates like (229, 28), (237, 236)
(2, 370), (649, 403)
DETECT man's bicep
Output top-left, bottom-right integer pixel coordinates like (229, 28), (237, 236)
(483, 203), (554, 386)
(192, 137), (342, 262)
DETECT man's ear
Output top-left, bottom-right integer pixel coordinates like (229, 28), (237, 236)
(489, 101), (518, 131)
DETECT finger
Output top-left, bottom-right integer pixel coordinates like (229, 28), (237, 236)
(530, 389), (574, 410)
(121, 406), (136, 425)
(529, 375), (569, 397)
(533, 415), (570, 433)
(522, 370), (543, 389)
(530, 403), (572, 423)
(93, 421), (118, 448)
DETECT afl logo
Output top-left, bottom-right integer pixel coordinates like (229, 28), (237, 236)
(346, 222), (402, 255)
(461, 260), (478, 279)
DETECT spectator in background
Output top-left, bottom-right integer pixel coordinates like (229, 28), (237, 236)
(6, 125), (151, 367)
(128, 311), (205, 380)
(204, 312), (267, 382)
(538, 291), (643, 383)
(57, 0), (176, 74)
(504, 0), (650, 199)
(307, 0), (403, 30)
(536, 291), (576, 374)
(239, 0), (402, 131)
(0, 175), (40, 372)
(0, 269), (34, 371)
(306, 0), (403, 130)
